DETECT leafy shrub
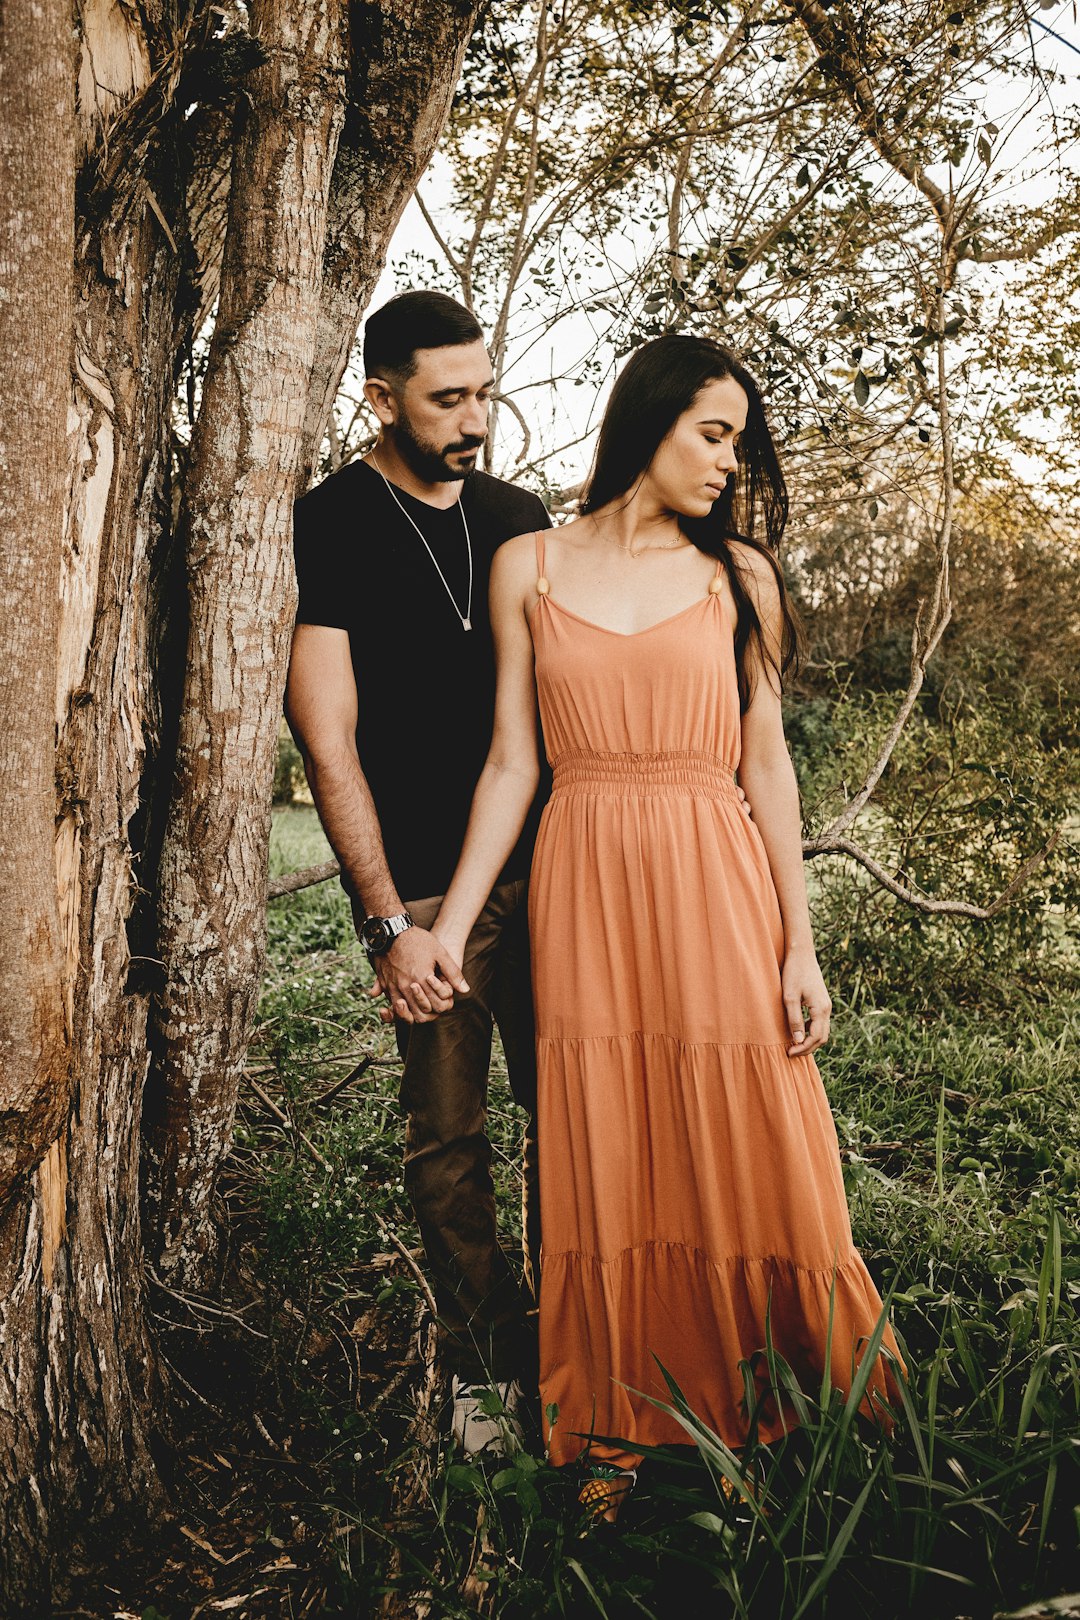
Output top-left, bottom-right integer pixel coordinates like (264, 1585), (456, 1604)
(788, 671), (1078, 1014)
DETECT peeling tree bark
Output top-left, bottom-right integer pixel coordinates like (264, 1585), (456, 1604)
(145, 0), (348, 1284)
(0, 0), (72, 1204)
(0, 3), (189, 1605)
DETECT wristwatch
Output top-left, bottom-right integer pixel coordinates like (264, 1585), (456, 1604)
(359, 910), (414, 959)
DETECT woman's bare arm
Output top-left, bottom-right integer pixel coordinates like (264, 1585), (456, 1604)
(732, 544), (831, 1056)
(433, 536), (542, 963)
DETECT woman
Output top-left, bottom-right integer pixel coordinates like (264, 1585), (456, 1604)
(430, 334), (900, 1517)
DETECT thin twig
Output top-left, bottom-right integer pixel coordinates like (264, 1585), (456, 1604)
(149, 1267), (270, 1338)
(492, 390), (532, 465)
(314, 1055), (373, 1108)
(816, 185), (957, 846)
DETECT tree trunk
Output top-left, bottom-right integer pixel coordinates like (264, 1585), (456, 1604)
(299, 0), (483, 484)
(0, 5), (197, 1603)
(144, 0), (348, 1284)
(146, 0), (485, 1285)
(0, 0), (72, 1205)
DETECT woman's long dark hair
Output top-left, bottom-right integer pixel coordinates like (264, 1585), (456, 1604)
(581, 334), (801, 711)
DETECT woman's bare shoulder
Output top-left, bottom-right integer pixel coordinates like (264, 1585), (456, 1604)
(546, 516), (593, 546)
(499, 516), (594, 570)
(494, 528), (545, 573)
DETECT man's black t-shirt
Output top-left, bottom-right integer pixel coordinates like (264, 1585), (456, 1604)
(293, 458), (551, 902)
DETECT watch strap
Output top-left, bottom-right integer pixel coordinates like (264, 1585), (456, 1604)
(361, 909), (414, 957)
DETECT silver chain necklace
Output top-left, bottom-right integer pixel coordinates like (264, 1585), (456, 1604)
(370, 451), (474, 631)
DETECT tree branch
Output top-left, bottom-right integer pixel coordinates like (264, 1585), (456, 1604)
(668, 1), (765, 280)
(820, 271), (955, 843)
(267, 858), (341, 899)
(782, 0), (960, 284)
(802, 830), (1062, 919)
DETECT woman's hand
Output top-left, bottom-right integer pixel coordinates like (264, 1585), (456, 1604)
(782, 945), (832, 1057)
(370, 927), (469, 1025)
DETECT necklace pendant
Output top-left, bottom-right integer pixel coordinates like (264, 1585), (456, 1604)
(463, 617), (472, 631)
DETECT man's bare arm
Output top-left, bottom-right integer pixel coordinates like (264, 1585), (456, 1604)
(284, 623), (467, 1022)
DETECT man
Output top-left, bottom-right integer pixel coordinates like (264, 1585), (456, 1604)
(285, 291), (549, 1455)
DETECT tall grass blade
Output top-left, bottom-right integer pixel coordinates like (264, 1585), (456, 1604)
(925, 1340), (943, 1473)
(949, 1309), (984, 1411)
(819, 1256), (839, 1412)
(835, 1290), (897, 1453)
(1037, 1453), (1058, 1563)
(870, 1554), (978, 1587)
(888, 1353), (930, 1481)
(762, 1293), (814, 1431)
(1036, 1207), (1063, 1341)
(635, 1366), (784, 1548)
(565, 1559), (612, 1618)
(1015, 1355), (1048, 1448)
(790, 1454), (885, 1618)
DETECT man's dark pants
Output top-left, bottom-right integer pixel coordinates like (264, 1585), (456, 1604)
(383, 880), (540, 1384)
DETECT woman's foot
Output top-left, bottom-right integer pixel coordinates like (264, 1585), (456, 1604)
(578, 1464), (637, 1525)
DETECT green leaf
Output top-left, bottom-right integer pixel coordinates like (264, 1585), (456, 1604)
(854, 370), (870, 407)
(689, 1510), (729, 1534)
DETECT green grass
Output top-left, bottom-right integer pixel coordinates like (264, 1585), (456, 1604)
(245, 805), (1080, 1617)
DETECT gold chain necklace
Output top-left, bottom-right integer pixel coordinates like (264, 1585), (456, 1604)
(370, 453), (474, 631)
(619, 537), (692, 559)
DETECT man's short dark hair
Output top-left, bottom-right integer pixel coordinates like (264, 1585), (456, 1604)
(364, 291), (485, 388)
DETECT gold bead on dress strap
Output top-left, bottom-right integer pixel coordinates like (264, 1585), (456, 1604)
(537, 577), (550, 595)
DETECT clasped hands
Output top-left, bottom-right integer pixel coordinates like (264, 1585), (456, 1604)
(368, 925), (468, 1025)
(368, 783), (762, 1028)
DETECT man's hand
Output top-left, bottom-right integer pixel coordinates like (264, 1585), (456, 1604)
(370, 927), (470, 1025)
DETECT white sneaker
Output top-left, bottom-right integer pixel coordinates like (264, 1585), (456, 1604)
(451, 1376), (526, 1457)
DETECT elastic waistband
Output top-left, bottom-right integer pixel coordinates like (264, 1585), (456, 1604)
(551, 748), (737, 799)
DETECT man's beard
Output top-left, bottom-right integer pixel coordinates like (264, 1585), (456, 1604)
(392, 406), (485, 483)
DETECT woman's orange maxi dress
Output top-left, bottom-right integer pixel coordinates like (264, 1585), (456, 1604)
(527, 533), (900, 1470)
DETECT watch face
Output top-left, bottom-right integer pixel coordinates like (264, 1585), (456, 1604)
(361, 917), (392, 956)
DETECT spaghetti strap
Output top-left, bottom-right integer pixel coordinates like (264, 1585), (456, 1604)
(535, 529), (550, 596)
(708, 553), (725, 596)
